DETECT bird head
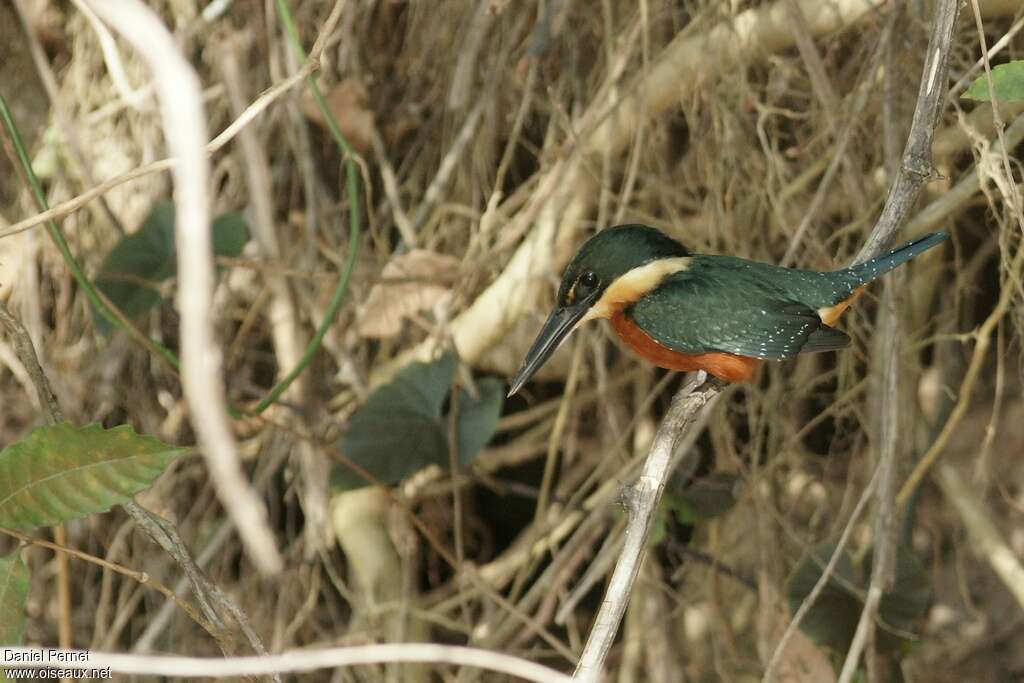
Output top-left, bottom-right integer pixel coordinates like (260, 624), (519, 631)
(508, 225), (690, 396)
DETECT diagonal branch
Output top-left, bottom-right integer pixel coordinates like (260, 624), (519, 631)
(578, 0), (961, 680)
(84, 0), (282, 575)
(853, 0), (960, 264)
(573, 373), (717, 682)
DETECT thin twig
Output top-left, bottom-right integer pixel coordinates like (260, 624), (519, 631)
(0, 301), (62, 423)
(85, 0), (283, 576)
(16, 0), (126, 235)
(0, 50), (322, 241)
(762, 467), (881, 683)
(0, 645), (573, 682)
(905, 113), (1024, 235)
(835, 281), (902, 683)
(852, 0), (959, 264)
(780, 15), (893, 267)
(0, 301), (273, 664)
(248, 0), (363, 416)
(408, 97), (487, 239)
(898, 240), (1024, 506)
(69, 0), (149, 110)
(767, 0), (960, 678)
(0, 95), (181, 373)
(0, 526), (213, 635)
(968, 0), (1024, 227)
(936, 464), (1024, 611)
(573, 372), (716, 682)
(54, 523), (72, 669)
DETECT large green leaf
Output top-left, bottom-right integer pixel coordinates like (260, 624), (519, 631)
(211, 212), (250, 259)
(786, 542), (931, 655)
(785, 543), (863, 653)
(664, 471), (740, 524)
(868, 545), (932, 652)
(94, 202), (250, 333)
(95, 202), (176, 333)
(335, 411), (450, 489)
(334, 352), (503, 490)
(963, 61), (1024, 102)
(0, 423), (185, 529)
(456, 377), (504, 466)
(0, 549), (28, 646)
(335, 353), (457, 489)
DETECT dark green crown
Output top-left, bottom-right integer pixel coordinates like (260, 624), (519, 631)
(557, 224), (690, 305)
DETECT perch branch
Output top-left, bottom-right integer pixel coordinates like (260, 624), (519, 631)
(852, 0), (959, 263)
(835, 0), (959, 678)
(580, 0), (959, 678)
(573, 372), (716, 682)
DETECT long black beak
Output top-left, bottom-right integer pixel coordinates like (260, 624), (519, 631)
(508, 299), (592, 397)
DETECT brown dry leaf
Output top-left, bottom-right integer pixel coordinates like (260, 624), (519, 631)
(302, 77), (375, 154)
(757, 582), (837, 683)
(357, 250), (460, 339)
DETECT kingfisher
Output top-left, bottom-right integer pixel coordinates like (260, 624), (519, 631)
(508, 225), (947, 395)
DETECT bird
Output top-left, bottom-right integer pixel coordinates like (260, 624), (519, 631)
(508, 224), (947, 395)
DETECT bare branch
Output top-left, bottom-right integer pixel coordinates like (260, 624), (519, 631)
(853, 0), (960, 264)
(0, 295), (274, 669)
(574, 372), (716, 682)
(84, 0), (282, 575)
(2, 645), (574, 683)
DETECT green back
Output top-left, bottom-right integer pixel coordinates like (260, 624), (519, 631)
(626, 256), (853, 360)
(619, 231), (946, 360)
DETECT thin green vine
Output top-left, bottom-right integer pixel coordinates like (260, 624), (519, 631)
(1, 0), (362, 416)
(249, 0), (363, 415)
(0, 94), (181, 372)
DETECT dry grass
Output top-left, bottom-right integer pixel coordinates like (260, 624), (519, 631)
(1, 0), (1023, 680)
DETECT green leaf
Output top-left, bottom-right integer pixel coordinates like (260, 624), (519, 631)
(95, 201), (176, 334)
(336, 411), (450, 489)
(211, 212), (250, 258)
(665, 471), (740, 523)
(786, 543), (931, 655)
(0, 549), (28, 646)
(963, 60), (1024, 102)
(649, 505), (670, 547)
(405, 350), (458, 417)
(334, 353), (458, 490)
(333, 353), (503, 490)
(93, 202), (251, 334)
(456, 378), (504, 466)
(869, 545), (931, 652)
(0, 423), (185, 529)
(785, 543), (863, 653)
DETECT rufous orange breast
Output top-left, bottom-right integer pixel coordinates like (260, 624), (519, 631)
(610, 312), (761, 383)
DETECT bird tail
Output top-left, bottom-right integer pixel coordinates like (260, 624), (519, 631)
(842, 231), (948, 287)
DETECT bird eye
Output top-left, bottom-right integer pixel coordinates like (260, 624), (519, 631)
(580, 271), (597, 289)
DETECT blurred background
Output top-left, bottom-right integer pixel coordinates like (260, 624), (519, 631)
(1, 0), (1023, 680)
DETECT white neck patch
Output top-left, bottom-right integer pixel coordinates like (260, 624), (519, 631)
(582, 256), (691, 322)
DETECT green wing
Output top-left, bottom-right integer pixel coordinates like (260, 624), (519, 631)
(626, 259), (850, 360)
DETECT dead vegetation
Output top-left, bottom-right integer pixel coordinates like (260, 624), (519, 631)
(1, 0), (1024, 680)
